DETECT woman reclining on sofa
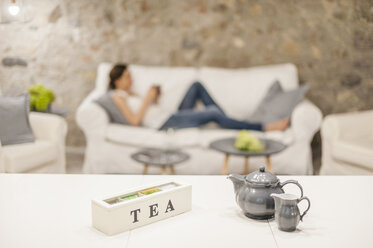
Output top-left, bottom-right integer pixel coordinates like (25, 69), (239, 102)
(105, 63), (289, 131)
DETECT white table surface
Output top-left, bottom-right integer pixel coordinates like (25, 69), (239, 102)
(0, 174), (372, 248)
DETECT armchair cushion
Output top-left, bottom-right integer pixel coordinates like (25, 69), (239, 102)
(29, 112), (67, 142)
(321, 110), (373, 175)
(0, 94), (35, 146)
(2, 140), (57, 173)
(332, 137), (373, 170)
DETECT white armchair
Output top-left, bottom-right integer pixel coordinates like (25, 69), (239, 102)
(320, 110), (373, 175)
(0, 112), (67, 173)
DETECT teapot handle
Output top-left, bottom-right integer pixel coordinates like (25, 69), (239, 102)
(279, 180), (304, 198)
(298, 196), (311, 221)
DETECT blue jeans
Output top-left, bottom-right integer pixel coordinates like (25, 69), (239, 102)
(160, 82), (263, 131)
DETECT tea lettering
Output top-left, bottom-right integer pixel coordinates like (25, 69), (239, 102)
(165, 200), (175, 213)
(130, 200), (175, 223)
(130, 209), (141, 223)
(149, 203), (159, 218)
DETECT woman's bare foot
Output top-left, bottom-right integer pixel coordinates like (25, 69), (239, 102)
(265, 118), (290, 131)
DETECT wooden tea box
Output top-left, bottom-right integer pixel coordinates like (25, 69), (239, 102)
(91, 181), (192, 235)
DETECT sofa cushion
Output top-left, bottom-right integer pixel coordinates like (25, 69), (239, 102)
(106, 124), (201, 148)
(0, 94), (35, 146)
(332, 137), (373, 171)
(198, 63), (299, 120)
(105, 122), (295, 150)
(2, 140), (57, 173)
(249, 82), (310, 124)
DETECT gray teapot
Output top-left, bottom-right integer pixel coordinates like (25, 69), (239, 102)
(227, 166), (303, 220)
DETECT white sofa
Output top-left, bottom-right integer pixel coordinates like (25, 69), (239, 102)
(0, 112), (67, 173)
(76, 63), (322, 175)
(320, 110), (373, 175)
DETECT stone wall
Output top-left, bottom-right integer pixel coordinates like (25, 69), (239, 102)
(1, 0), (372, 147)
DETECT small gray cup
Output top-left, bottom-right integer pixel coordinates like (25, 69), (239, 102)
(271, 193), (311, 232)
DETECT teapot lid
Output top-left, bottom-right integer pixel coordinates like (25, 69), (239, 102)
(245, 166), (279, 185)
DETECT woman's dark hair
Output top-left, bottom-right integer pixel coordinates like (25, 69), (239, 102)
(109, 63), (128, 89)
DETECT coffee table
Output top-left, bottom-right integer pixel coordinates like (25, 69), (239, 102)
(209, 137), (286, 174)
(131, 148), (190, 174)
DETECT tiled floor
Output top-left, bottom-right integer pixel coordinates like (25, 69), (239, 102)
(66, 151), (84, 174)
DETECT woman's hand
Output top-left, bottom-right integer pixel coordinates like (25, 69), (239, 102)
(147, 86), (160, 104)
(112, 85), (161, 127)
(113, 89), (157, 126)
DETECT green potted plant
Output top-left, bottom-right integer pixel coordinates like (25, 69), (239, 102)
(28, 84), (55, 112)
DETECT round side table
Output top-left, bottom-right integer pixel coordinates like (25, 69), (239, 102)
(131, 148), (190, 175)
(209, 137), (286, 175)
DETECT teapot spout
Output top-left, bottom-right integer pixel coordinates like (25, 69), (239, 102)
(227, 174), (246, 194)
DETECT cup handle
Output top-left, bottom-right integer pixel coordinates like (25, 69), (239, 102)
(298, 196), (311, 221)
(279, 180), (304, 198)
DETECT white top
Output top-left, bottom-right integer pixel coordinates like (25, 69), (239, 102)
(115, 90), (170, 129)
(0, 174), (372, 248)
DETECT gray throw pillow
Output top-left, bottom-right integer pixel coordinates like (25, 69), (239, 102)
(259, 80), (284, 102)
(0, 94), (35, 146)
(95, 91), (128, 125)
(249, 82), (310, 124)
